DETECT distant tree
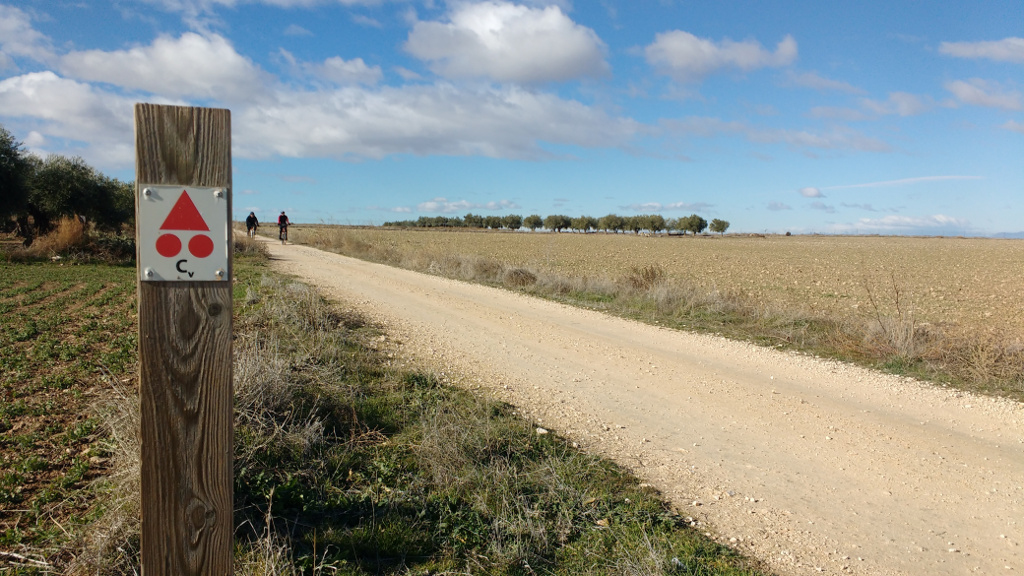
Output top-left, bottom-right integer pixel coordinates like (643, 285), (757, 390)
(464, 212), (484, 228)
(503, 214), (522, 230)
(665, 217), (681, 233)
(709, 218), (730, 235)
(647, 214), (666, 234)
(682, 214), (708, 235)
(598, 213), (624, 233)
(523, 214), (543, 231)
(543, 214), (571, 232)
(484, 215), (502, 229)
(570, 215), (596, 233)
(625, 216), (643, 234)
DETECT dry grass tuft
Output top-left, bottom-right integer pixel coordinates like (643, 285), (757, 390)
(623, 264), (666, 292)
(69, 373), (142, 576)
(234, 233), (271, 259)
(503, 267), (538, 288)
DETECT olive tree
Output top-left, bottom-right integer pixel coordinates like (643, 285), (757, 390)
(570, 215), (597, 233)
(523, 214), (543, 230)
(647, 214), (666, 234)
(709, 218), (730, 235)
(598, 213), (624, 233)
(682, 214), (708, 235)
(543, 214), (571, 232)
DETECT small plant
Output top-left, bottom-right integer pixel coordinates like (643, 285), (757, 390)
(233, 232), (270, 258)
(504, 267), (538, 288)
(859, 272), (934, 362)
(624, 264), (666, 292)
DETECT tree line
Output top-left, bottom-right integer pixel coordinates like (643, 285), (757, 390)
(1, 124), (134, 245)
(384, 212), (730, 235)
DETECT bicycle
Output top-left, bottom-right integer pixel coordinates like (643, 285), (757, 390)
(279, 224), (288, 244)
(247, 225), (258, 239)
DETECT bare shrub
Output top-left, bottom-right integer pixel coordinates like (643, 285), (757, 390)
(859, 273), (935, 361)
(938, 330), (1024, 395)
(469, 256), (506, 283)
(427, 253), (463, 277)
(234, 233), (270, 258)
(27, 216), (87, 256)
(623, 265), (666, 292)
(503, 267), (538, 288)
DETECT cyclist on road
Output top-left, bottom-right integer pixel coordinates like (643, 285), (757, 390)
(278, 211), (290, 242)
(245, 212), (259, 238)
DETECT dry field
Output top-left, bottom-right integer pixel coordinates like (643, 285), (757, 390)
(301, 228), (1024, 339)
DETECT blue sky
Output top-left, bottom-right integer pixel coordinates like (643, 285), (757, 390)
(1, 1), (1021, 235)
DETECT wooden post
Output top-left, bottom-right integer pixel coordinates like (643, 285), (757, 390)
(135, 104), (233, 576)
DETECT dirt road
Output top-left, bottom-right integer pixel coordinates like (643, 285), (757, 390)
(265, 240), (1023, 576)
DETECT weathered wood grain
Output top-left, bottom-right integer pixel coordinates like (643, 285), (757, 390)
(135, 104), (233, 576)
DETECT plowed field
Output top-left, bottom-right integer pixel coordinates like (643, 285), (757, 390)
(324, 229), (1024, 337)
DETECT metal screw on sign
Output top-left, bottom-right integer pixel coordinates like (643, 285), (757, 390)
(214, 188), (224, 198)
(215, 269), (224, 279)
(145, 268), (154, 278)
(143, 188), (153, 197)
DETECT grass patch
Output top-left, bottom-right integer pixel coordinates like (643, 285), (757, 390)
(295, 227), (1024, 402)
(2, 237), (768, 575)
(0, 260), (136, 559)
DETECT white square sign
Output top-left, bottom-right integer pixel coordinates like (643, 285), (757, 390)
(138, 185), (230, 282)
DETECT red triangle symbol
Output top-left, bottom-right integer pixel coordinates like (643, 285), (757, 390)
(160, 191), (209, 231)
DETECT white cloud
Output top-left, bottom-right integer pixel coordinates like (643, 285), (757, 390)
(0, 14), (640, 168)
(767, 202), (792, 211)
(0, 5), (56, 65)
(799, 187), (823, 197)
(645, 31), (797, 83)
(279, 49), (383, 85)
(829, 214), (969, 235)
(809, 201), (834, 213)
(622, 201), (713, 212)
(232, 83), (640, 160)
(405, 1), (608, 84)
(58, 33), (267, 102)
(808, 106), (870, 121)
(394, 66), (423, 81)
(416, 197), (520, 213)
(786, 70), (863, 94)
(841, 203), (879, 212)
(352, 14), (383, 28)
(309, 56), (383, 85)
(860, 92), (930, 116)
(822, 175), (982, 190)
(284, 24), (313, 36)
(0, 72), (136, 166)
(939, 37), (1024, 63)
(662, 117), (889, 153)
(1004, 120), (1024, 134)
(945, 78), (1021, 110)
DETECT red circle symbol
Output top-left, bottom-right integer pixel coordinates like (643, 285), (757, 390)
(189, 234), (214, 258)
(156, 233), (181, 257)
